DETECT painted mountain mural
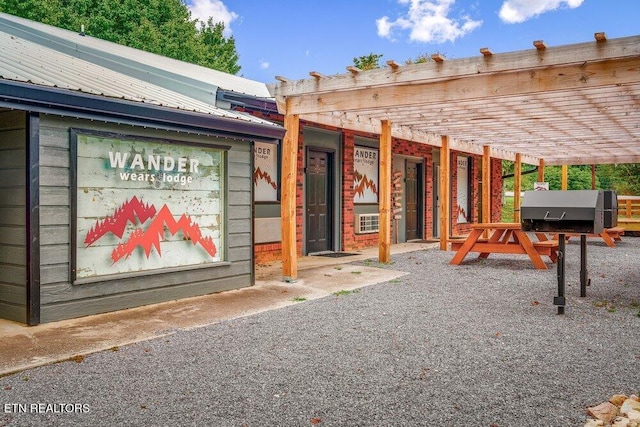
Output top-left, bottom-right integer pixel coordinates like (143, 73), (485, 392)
(84, 196), (217, 264)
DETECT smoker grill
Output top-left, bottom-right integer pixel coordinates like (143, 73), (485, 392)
(602, 190), (618, 228)
(520, 190), (614, 315)
(521, 190), (605, 234)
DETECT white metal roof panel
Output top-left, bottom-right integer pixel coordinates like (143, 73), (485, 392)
(0, 12), (271, 98)
(0, 15), (277, 128)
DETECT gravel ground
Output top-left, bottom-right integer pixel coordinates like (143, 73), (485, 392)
(1, 236), (639, 426)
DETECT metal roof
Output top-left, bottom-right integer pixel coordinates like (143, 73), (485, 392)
(0, 12), (278, 129)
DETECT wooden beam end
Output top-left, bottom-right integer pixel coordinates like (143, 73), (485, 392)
(386, 60), (400, 70)
(533, 40), (546, 50)
(275, 75), (290, 82)
(346, 65), (360, 75)
(480, 47), (493, 57)
(309, 71), (324, 79)
(594, 32), (607, 42)
(431, 53), (445, 63)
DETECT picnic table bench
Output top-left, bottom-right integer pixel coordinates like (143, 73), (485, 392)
(449, 222), (559, 269)
(551, 226), (625, 247)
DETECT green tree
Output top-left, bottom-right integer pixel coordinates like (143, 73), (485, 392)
(404, 51), (444, 65)
(0, 0), (63, 24)
(353, 53), (383, 70)
(0, 0), (242, 74)
(597, 164), (640, 195)
(195, 19), (240, 75)
(502, 162), (600, 191)
(543, 166), (598, 190)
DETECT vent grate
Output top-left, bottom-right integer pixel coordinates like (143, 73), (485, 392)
(356, 213), (379, 234)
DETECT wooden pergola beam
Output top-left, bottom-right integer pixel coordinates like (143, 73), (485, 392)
(297, 111), (540, 164)
(480, 47), (493, 57)
(283, 59), (638, 116)
(386, 60), (400, 70)
(267, 36), (640, 167)
(269, 36), (639, 98)
(534, 40), (547, 50)
(561, 164), (569, 190)
(346, 66), (360, 75)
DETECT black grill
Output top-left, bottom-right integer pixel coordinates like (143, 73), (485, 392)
(519, 190), (618, 315)
(521, 190), (604, 234)
(602, 190), (618, 228)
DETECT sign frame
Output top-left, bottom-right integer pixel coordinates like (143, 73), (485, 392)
(70, 129), (230, 284)
(353, 145), (379, 204)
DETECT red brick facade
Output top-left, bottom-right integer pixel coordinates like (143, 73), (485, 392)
(250, 113), (503, 264)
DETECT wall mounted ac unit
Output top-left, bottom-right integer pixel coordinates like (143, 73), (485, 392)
(356, 213), (379, 234)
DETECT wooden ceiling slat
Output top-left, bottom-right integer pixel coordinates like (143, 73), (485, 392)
(270, 35), (640, 165)
(269, 36), (640, 96)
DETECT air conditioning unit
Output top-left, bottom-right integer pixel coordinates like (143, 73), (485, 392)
(356, 213), (379, 234)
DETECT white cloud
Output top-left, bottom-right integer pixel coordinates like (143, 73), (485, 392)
(377, 0), (482, 43)
(376, 16), (394, 38)
(499, 0), (584, 24)
(187, 0), (238, 34)
(259, 60), (270, 69)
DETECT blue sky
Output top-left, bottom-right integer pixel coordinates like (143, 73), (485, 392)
(186, 0), (640, 83)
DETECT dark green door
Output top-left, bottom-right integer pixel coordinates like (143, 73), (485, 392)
(306, 149), (332, 253)
(405, 161), (422, 241)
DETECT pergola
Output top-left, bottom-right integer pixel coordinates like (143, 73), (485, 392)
(268, 33), (640, 280)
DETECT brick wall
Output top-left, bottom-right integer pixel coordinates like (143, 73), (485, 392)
(452, 156), (503, 236)
(250, 109), (504, 263)
(451, 152), (477, 236)
(392, 138), (434, 239)
(342, 130), (379, 250)
(491, 158), (503, 223)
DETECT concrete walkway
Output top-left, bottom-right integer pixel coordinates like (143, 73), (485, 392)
(0, 242), (436, 377)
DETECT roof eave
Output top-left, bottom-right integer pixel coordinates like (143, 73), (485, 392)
(0, 80), (285, 141)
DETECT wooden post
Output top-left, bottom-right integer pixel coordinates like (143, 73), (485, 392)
(378, 120), (392, 263)
(482, 146), (491, 224)
(561, 165), (568, 190)
(538, 159), (545, 182)
(439, 136), (450, 251)
(280, 102), (299, 281)
(591, 164), (596, 189)
(514, 153), (522, 223)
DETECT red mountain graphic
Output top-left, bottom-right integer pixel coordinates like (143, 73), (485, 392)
(353, 171), (378, 198)
(110, 205), (217, 263)
(457, 204), (470, 222)
(84, 197), (217, 264)
(253, 167), (277, 190)
(84, 196), (156, 246)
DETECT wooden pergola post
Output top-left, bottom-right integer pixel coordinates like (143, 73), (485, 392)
(561, 165), (569, 190)
(439, 136), (450, 250)
(538, 159), (545, 182)
(482, 146), (491, 224)
(514, 153), (522, 223)
(281, 101), (300, 281)
(378, 120), (392, 263)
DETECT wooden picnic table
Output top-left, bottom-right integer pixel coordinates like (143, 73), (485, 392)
(449, 222), (559, 270)
(551, 226), (625, 247)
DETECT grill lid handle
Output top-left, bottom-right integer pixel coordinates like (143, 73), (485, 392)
(543, 211), (566, 221)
